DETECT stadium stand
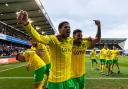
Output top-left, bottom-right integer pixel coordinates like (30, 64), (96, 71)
(0, 0), (56, 64)
(0, 0), (56, 53)
(87, 38), (127, 55)
(0, 0), (56, 35)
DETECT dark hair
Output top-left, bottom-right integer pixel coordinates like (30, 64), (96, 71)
(58, 21), (69, 30)
(16, 53), (20, 61)
(73, 29), (82, 35)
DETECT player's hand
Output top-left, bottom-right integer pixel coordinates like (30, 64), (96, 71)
(16, 10), (29, 25)
(93, 20), (101, 27)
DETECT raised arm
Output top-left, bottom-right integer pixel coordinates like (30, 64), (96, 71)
(87, 20), (101, 46)
(17, 10), (49, 44)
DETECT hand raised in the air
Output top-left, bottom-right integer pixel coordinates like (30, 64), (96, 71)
(16, 10), (29, 25)
(93, 20), (101, 27)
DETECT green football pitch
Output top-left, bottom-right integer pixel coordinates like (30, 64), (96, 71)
(0, 56), (128, 89)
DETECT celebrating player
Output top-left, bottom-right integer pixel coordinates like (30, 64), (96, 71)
(16, 51), (46, 89)
(99, 45), (107, 74)
(111, 45), (120, 74)
(71, 20), (101, 89)
(29, 38), (51, 89)
(90, 48), (98, 70)
(17, 10), (76, 89)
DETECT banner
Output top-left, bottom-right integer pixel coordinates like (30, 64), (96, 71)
(0, 33), (31, 46)
(0, 57), (17, 64)
(0, 33), (6, 40)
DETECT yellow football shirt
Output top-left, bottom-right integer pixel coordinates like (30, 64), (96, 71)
(35, 43), (51, 64)
(71, 39), (90, 78)
(111, 49), (119, 60)
(99, 48), (106, 59)
(24, 51), (46, 70)
(104, 48), (112, 60)
(24, 23), (73, 82)
(90, 49), (97, 59)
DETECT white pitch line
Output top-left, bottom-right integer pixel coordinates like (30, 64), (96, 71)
(0, 77), (33, 79)
(87, 78), (128, 80)
(0, 64), (25, 73)
(0, 63), (21, 68)
(0, 64), (15, 68)
(0, 77), (128, 80)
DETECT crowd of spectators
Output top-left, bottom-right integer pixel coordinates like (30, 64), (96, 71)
(0, 23), (29, 41)
(0, 45), (26, 57)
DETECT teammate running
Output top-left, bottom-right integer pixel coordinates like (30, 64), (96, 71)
(111, 45), (120, 74)
(99, 45), (107, 74)
(104, 45), (112, 76)
(90, 48), (98, 70)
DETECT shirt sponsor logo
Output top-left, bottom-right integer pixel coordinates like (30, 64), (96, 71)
(61, 48), (72, 52)
(73, 50), (85, 55)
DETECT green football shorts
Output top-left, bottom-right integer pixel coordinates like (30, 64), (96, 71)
(100, 59), (106, 65)
(106, 60), (112, 65)
(34, 65), (46, 83)
(72, 74), (86, 89)
(48, 78), (77, 89)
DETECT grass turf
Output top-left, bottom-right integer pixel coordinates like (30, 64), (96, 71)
(0, 56), (128, 89)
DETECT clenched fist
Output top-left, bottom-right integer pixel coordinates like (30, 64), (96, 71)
(16, 10), (29, 25)
(93, 20), (101, 27)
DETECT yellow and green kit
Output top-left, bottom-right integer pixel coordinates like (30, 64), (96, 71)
(24, 23), (76, 89)
(23, 51), (46, 83)
(71, 39), (91, 89)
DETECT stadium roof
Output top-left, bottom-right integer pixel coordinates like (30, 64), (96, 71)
(0, 0), (56, 35)
(100, 38), (127, 44)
